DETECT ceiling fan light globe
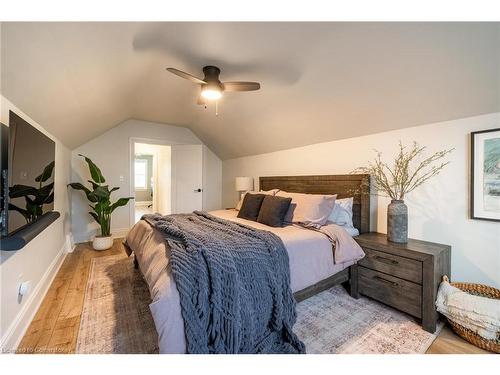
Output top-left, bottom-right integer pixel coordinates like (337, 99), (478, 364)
(201, 88), (222, 100)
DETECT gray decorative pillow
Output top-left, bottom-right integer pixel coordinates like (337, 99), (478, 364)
(237, 193), (266, 221)
(257, 195), (293, 227)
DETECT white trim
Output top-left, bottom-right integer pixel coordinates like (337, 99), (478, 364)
(129, 137), (183, 226)
(135, 201), (153, 207)
(0, 241), (69, 352)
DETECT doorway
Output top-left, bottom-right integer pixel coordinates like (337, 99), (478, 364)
(130, 140), (204, 225)
(133, 142), (172, 223)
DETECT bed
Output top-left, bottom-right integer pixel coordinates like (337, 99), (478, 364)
(125, 174), (371, 353)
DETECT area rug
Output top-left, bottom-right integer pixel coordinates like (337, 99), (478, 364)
(294, 286), (442, 354)
(76, 255), (441, 354)
(76, 255), (158, 353)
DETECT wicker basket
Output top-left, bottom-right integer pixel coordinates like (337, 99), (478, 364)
(442, 275), (500, 353)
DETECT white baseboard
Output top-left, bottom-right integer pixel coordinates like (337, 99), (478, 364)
(0, 240), (69, 352)
(135, 201), (152, 207)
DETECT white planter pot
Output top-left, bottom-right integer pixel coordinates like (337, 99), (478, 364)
(92, 235), (113, 251)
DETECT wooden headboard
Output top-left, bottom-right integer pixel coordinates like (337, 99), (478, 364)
(259, 174), (371, 234)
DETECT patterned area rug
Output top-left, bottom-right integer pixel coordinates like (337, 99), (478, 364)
(76, 255), (158, 353)
(76, 255), (441, 354)
(294, 286), (442, 353)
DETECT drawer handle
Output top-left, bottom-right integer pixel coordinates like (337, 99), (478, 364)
(374, 255), (398, 265)
(373, 275), (398, 287)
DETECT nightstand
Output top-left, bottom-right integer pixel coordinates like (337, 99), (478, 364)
(354, 232), (451, 333)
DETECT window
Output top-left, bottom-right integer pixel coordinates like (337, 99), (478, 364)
(134, 159), (148, 190)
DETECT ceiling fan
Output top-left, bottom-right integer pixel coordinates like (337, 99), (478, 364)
(166, 65), (261, 105)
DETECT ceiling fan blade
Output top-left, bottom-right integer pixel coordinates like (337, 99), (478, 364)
(166, 67), (206, 85)
(223, 82), (261, 92)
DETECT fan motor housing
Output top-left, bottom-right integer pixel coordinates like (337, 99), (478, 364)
(202, 66), (222, 84)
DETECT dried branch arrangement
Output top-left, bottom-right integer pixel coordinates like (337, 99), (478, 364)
(352, 141), (454, 200)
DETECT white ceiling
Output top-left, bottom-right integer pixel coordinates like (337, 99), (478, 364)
(1, 22), (499, 159)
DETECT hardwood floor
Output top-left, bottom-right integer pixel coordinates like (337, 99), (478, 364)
(17, 240), (490, 354)
(17, 240), (125, 354)
(426, 326), (490, 354)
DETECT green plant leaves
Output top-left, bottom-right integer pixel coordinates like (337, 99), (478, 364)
(67, 182), (90, 194)
(93, 186), (111, 199)
(69, 155), (133, 236)
(110, 197), (134, 213)
(35, 161), (55, 183)
(78, 154), (105, 183)
(68, 182), (99, 203)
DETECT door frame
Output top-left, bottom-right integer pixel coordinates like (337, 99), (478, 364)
(129, 137), (175, 228)
(128, 138), (204, 227)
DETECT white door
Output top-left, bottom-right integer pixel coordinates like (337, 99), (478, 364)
(171, 144), (203, 213)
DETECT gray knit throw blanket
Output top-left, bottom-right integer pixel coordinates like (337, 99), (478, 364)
(144, 211), (305, 354)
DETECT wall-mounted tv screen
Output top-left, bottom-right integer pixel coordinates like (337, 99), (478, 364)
(0, 111), (56, 238)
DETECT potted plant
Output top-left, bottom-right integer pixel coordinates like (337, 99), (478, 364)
(68, 154), (133, 250)
(353, 142), (453, 243)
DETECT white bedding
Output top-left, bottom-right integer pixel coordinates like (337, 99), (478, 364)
(125, 209), (364, 353)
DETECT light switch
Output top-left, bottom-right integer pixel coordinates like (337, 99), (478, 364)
(119, 175), (124, 182)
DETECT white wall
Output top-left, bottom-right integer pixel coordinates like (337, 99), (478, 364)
(0, 96), (72, 351)
(71, 119), (222, 242)
(223, 113), (500, 288)
(156, 145), (172, 215)
(203, 145), (223, 211)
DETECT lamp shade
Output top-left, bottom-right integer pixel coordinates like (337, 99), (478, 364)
(235, 176), (254, 192)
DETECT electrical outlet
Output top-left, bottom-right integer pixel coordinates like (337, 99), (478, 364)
(19, 280), (31, 297)
(119, 175), (124, 182)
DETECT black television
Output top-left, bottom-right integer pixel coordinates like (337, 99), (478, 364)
(0, 111), (60, 251)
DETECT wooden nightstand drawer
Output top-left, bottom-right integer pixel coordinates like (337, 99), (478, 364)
(358, 247), (422, 284)
(355, 232), (451, 333)
(358, 266), (422, 318)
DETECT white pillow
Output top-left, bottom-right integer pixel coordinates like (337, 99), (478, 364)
(276, 191), (336, 228)
(235, 189), (279, 210)
(329, 197), (354, 227)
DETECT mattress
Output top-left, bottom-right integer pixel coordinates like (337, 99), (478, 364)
(125, 209), (364, 353)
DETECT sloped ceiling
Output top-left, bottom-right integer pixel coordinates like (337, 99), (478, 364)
(1, 22), (499, 159)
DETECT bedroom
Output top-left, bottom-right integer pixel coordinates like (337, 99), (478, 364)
(1, 1), (499, 373)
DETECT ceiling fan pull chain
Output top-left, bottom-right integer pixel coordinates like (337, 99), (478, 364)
(215, 101), (218, 116)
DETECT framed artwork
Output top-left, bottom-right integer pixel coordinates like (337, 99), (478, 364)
(471, 128), (500, 222)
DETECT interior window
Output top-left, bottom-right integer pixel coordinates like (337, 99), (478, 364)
(134, 159), (148, 189)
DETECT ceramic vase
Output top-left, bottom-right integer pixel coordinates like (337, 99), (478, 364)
(387, 200), (408, 243)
